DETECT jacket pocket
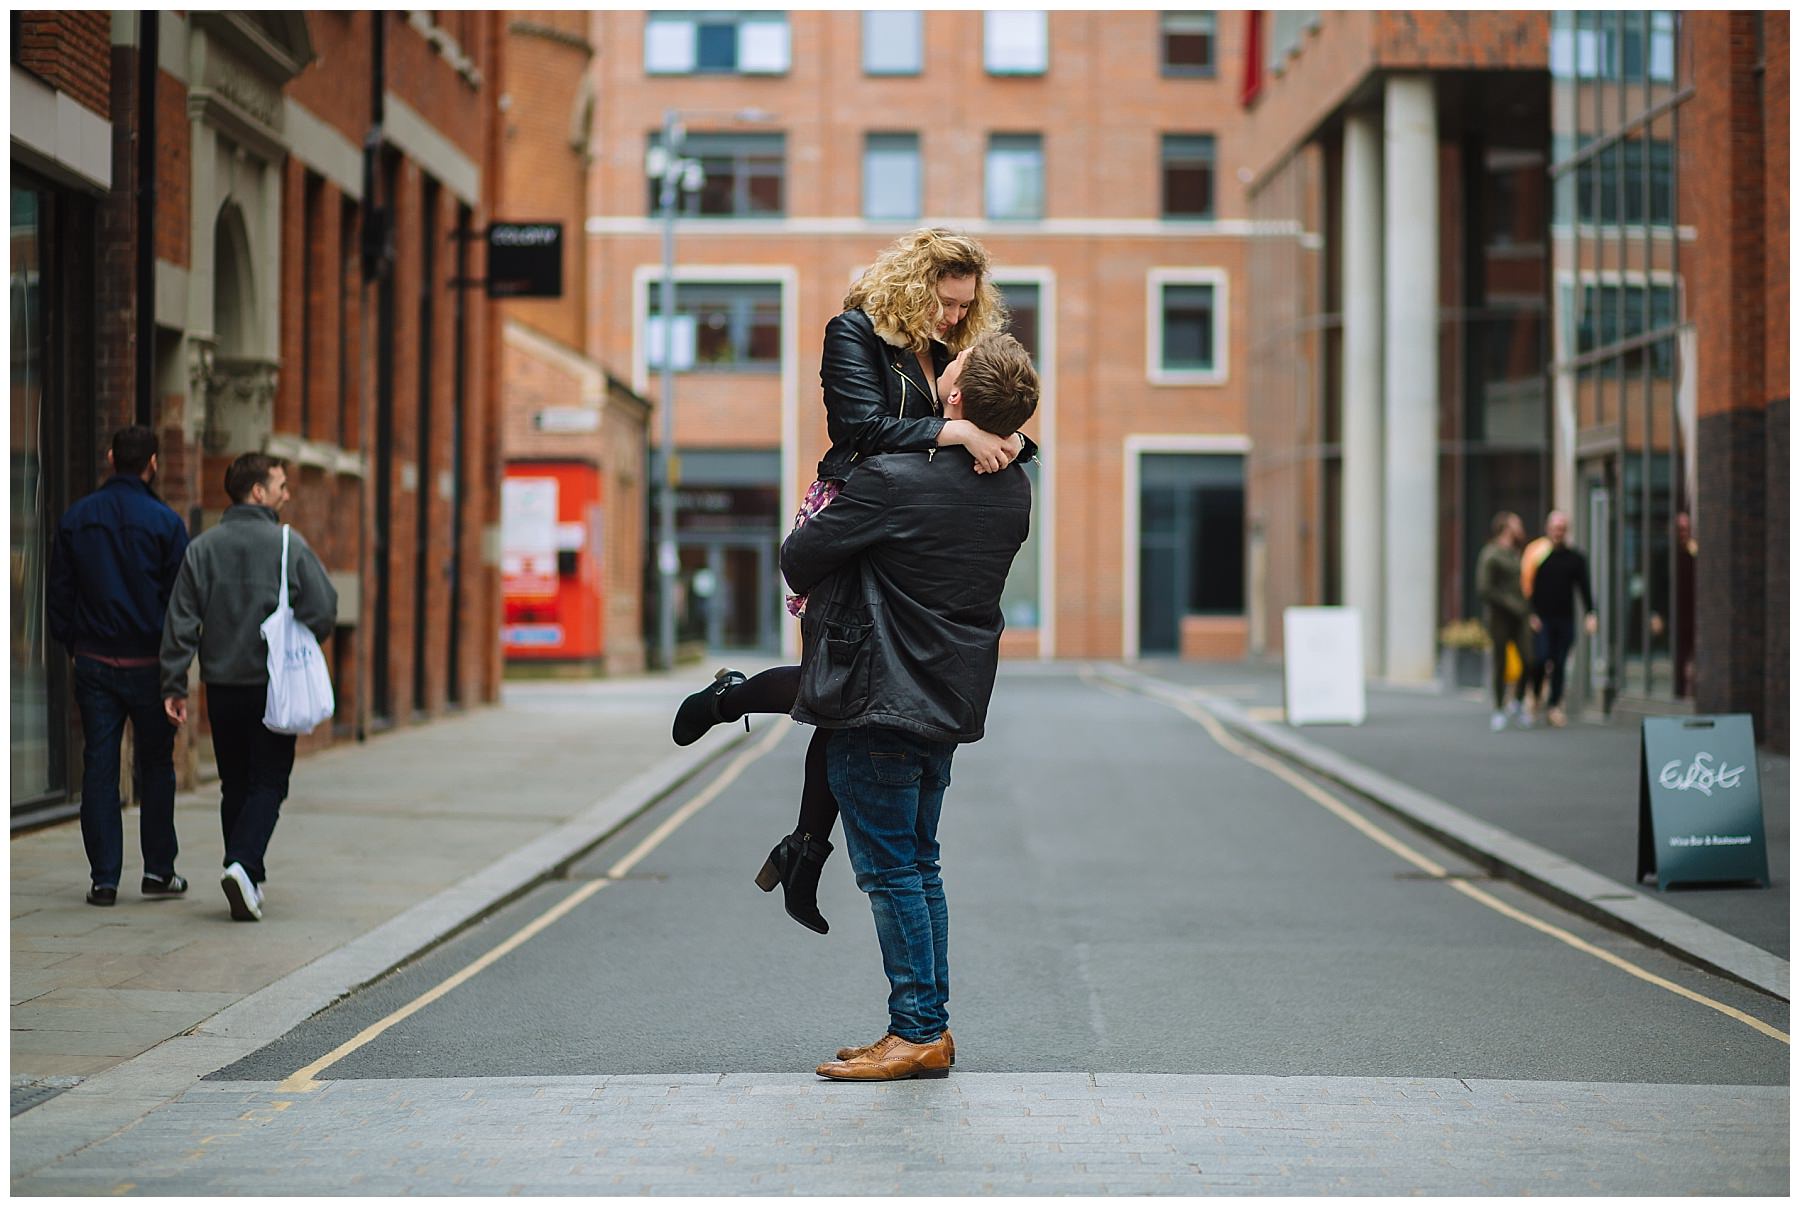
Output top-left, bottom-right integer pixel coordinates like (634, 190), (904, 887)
(802, 612), (872, 720)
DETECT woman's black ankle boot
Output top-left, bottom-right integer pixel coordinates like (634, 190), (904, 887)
(671, 668), (748, 746)
(754, 831), (832, 935)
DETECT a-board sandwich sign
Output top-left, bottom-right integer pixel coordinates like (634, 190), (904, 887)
(1636, 715), (1770, 891)
(1282, 606), (1366, 726)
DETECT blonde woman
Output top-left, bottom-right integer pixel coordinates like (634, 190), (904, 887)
(670, 229), (1037, 935)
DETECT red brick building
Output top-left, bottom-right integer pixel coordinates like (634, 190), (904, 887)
(495, 12), (651, 677)
(10, 12), (509, 824)
(1235, 10), (1786, 747)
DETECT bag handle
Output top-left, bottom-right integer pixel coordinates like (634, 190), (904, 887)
(279, 524), (292, 610)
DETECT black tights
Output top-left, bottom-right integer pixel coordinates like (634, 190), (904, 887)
(717, 666), (838, 842)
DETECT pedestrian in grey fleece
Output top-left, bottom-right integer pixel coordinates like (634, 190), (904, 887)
(160, 453), (337, 921)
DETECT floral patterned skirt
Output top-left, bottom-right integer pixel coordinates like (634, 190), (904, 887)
(784, 477), (843, 617)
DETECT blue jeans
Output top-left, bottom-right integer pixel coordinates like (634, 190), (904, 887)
(826, 726), (955, 1044)
(1531, 615), (1577, 707)
(73, 657), (178, 888)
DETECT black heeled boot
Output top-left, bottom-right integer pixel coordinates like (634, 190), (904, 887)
(755, 831), (832, 935)
(671, 668), (749, 746)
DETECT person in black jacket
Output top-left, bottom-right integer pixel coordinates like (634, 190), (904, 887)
(789, 332), (1038, 1081)
(1525, 509), (1598, 728)
(47, 426), (191, 906)
(669, 230), (1038, 935)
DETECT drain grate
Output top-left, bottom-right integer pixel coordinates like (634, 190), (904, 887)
(11, 1076), (83, 1117)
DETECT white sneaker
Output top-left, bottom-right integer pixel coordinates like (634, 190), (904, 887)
(221, 862), (262, 922)
(1490, 711), (1508, 732)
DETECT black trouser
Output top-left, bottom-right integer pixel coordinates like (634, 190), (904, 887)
(73, 657), (178, 888)
(1487, 614), (1528, 710)
(1528, 616), (1577, 708)
(205, 682), (297, 885)
(717, 665), (838, 840)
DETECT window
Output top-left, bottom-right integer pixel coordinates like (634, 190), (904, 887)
(647, 282), (782, 372)
(984, 11), (1047, 75)
(993, 280), (1044, 631)
(644, 12), (789, 75)
(646, 132), (786, 218)
(863, 133), (921, 221)
(1574, 281), (1676, 377)
(1161, 11), (1215, 76)
(1139, 453), (1246, 653)
(985, 134), (1044, 220)
(863, 11), (922, 75)
(1162, 134), (1215, 219)
(1149, 269), (1228, 383)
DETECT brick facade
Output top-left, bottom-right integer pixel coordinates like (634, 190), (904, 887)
(16, 11), (111, 117)
(1685, 11), (1788, 749)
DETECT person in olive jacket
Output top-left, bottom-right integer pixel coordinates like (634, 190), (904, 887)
(668, 229), (1038, 937)
(1475, 511), (1530, 731)
(785, 332), (1039, 1082)
(160, 453), (336, 922)
(48, 425), (191, 906)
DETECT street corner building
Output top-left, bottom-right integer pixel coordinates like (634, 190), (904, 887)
(1234, 10), (1786, 747)
(11, 12), (510, 826)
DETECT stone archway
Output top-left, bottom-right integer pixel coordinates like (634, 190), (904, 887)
(202, 198), (278, 455)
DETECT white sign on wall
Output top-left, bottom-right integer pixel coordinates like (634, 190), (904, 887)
(1283, 606), (1366, 726)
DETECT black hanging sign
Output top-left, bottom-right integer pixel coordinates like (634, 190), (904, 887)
(486, 222), (563, 298)
(1636, 715), (1770, 891)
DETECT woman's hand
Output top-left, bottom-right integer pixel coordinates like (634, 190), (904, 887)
(940, 420), (1022, 474)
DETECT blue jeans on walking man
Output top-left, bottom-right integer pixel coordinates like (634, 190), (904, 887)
(74, 656), (178, 889)
(826, 726), (956, 1044)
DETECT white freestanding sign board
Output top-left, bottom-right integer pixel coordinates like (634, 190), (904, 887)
(1283, 606), (1366, 725)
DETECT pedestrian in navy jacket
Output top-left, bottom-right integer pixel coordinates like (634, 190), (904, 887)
(47, 425), (191, 906)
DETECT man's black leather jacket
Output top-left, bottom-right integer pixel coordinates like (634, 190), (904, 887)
(782, 447), (1032, 744)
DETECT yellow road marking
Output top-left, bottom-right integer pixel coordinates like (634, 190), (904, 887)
(1088, 668), (1790, 1046)
(279, 723), (791, 1092)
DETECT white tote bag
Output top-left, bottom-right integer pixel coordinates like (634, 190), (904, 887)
(261, 525), (335, 735)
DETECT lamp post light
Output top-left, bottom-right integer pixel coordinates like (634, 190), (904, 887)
(649, 106), (772, 670)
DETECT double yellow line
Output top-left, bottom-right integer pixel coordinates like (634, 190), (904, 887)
(1085, 667), (1789, 1046)
(278, 723), (791, 1093)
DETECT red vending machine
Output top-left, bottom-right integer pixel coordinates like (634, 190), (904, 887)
(501, 461), (605, 665)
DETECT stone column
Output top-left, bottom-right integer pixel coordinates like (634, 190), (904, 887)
(1381, 74), (1440, 683)
(1340, 106), (1384, 675)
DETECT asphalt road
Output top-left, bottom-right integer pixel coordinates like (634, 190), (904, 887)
(218, 666), (1787, 1089)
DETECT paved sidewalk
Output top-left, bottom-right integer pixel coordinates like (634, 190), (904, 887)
(10, 676), (742, 1128)
(1122, 660), (1789, 988)
(12, 1073), (1786, 1195)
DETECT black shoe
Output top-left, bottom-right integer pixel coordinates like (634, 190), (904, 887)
(755, 831), (832, 935)
(141, 873), (188, 897)
(672, 668), (749, 746)
(86, 885), (117, 907)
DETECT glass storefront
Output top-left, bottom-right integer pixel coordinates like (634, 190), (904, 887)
(12, 183), (56, 802)
(1550, 10), (1689, 705)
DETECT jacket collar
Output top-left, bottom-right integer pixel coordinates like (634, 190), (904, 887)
(103, 474), (150, 494)
(222, 503), (281, 525)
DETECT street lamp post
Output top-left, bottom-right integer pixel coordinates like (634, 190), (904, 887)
(649, 106), (772, 670)
(653, 108), (686, 672)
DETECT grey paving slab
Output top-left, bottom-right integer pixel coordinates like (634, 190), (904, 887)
(12, 1072), (1782, 1196)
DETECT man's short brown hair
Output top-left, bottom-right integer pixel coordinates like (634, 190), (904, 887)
(225, 453), (284, 504)
(957, 333), (1039, 438)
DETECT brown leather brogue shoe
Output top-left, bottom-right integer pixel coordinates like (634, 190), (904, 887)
(815, 1033), (951, 1081)
(837, 1027), (954, 1066)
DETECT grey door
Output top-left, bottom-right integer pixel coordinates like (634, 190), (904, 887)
(1138, 453), (1246, 656)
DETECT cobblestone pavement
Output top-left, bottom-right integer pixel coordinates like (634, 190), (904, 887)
(12, 1072), (1786, 1195)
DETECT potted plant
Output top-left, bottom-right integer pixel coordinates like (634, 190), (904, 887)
(1437, 618), (1490, 693)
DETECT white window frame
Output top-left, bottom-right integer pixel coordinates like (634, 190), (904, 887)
(991, 267), (1058, 659)
(863, 10), (923, 75)
(1120, 434), (1252, 660)
(1147, 266), (1229, 386)
(984, 10), (1048, 75)
(643, 12), (790, 76)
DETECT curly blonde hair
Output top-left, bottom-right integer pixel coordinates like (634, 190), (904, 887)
(843, 228), (1008, 355)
